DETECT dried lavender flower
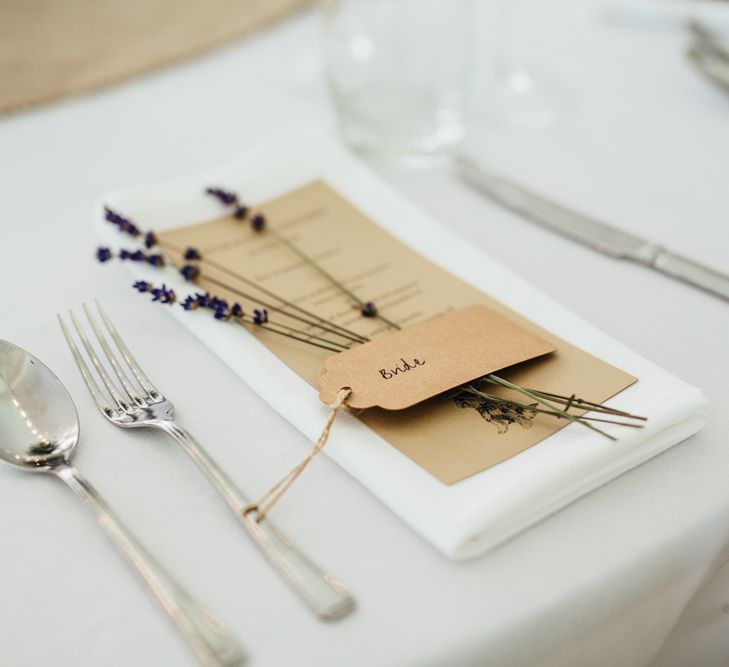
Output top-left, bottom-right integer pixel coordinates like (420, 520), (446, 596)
(180, 264), (200, 281)
(206, 185), (261, 228)
(205, 187), (238, 206)
(117, 248), (165, 266)
(209, 296), (228, 311)
(361, 301), (378, 317)
(181, 295), (199, 311)
(104, 206), (141, 237)
(143, 231), (158, 249)
(133, 280), (152, 293)
(250, 213), (265, 231)
(96, 247), (113, 263)
(253, 308), (269, 325)
(150, 284), (176, 304)
(183, 247), (202, 261)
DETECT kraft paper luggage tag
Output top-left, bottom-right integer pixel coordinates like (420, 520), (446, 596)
(319, 304), (556, 410)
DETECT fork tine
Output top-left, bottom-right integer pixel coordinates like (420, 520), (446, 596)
(58, 314), (118, 417)
(95, 301), (160, 400)
(69, 308), (131, 412)
(83, 303), (146, 407)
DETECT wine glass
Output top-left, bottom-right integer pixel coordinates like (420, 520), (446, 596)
(321, 0), (478, 164)
(475, 0), (567, 129)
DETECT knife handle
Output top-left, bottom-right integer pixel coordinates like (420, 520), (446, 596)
(652, 250), (729, 301)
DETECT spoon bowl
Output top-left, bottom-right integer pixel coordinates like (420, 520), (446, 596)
(0, 340), (78, 469)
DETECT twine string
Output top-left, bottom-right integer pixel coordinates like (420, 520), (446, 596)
(243, 387), (352, 523)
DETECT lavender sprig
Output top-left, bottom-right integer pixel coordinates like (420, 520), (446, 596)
(120, 248), (165, 266)
(137, 284), (346, 353)
(101, 204), (371, 346)
(181, 251), (369, 345)
(205, 186), (396, 328)
(102, 206), (378, 351)
(96, 247), (165, 266)
(134, 281), (176, 304)
(205, 187), (238, 206)
(104, 207), (141, 237)
(454, 386), (643, 433)
(101, 204), (644, 439)
(482, 374), (619, 441)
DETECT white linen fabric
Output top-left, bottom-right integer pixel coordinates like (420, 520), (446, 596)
(103, 129), (708, 560)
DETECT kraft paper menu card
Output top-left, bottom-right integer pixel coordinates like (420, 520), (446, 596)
(158, 180), (636, 484)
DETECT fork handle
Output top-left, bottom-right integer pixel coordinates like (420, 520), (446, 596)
(158, 421), (354, 621)
(54, 464), (245, 667)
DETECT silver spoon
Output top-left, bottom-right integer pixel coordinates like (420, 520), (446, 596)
(0, 340), (245, 667)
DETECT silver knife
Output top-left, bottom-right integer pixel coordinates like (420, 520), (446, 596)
(457, 155), (729, 302)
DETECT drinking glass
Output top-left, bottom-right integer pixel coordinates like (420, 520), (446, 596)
(321, 0), (477, 163)
(477, 0), (567, 129)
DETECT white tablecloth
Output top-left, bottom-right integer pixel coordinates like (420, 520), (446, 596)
(1, 1), (728, 665)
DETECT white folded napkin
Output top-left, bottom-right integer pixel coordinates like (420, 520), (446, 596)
(600, 0), (729, 32)
(101, 129), (708, 560)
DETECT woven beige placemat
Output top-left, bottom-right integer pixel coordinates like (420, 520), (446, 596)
(0, 0), (313, 115)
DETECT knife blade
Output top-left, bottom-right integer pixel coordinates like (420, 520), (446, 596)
(456, 155), (729, 302)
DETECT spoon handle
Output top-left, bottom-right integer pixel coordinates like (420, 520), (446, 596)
(54, 464), (245, 667)
(157, 421), (354, 621)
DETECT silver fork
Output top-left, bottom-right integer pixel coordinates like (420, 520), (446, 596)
(59, 302), (354, 621)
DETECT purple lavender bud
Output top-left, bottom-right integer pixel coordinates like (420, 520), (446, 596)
(361, 301), (378, 317)
(205, 187), (238, 206)
(250, 213), (265, 231)
(210, 296), (229, 311)
(147, 254), (165, 267)
(231, 303), (243, 318)
(151, 284), (176, 304)
(183, 247), (202, 261)
(133, 280), (152, 293)
(253, 308), (268, 325)
(143, 231), (158, 248)
(195, 292), (211, 307)
(119, 249), (130, 260)
(180, 264), (200, 281)
(213, 306), (230, 320)
(233, 204), (248, 220)
(130, 250), (146, 262)
(181, 295), (199, 311)
(96, 247), (113, 263)
(104, 206), (141, 237)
